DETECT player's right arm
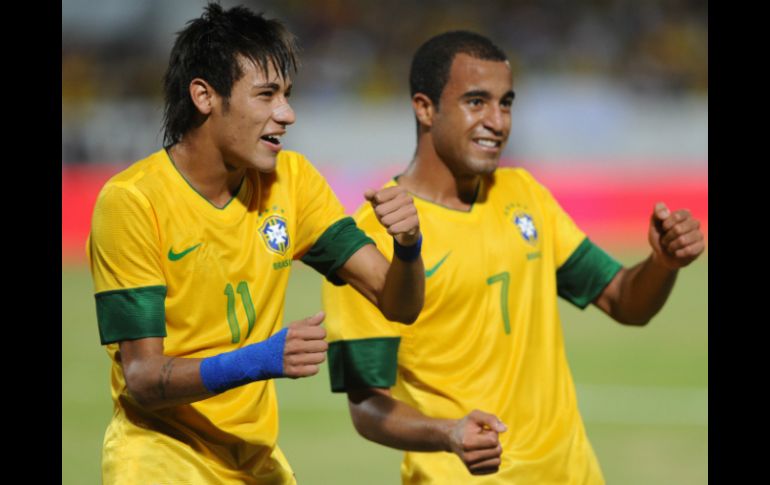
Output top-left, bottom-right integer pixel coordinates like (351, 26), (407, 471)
(89, 184), (328, 411)
(347, 387), (506, 475)
(118, 313), (326, 411)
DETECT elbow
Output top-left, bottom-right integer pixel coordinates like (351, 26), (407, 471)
(382, 307), (420, 325)
(350, 409), (379, 442)
(123, 364), (164, 411)
(350, 412), (368, 438)
(380, 297), (424, 325)
(616, 314), (653, 326)
(608, 302), (656, 327)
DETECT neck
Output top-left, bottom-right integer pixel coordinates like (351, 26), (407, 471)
(167, 135), (246, 208)
(397, 134), (480, 211)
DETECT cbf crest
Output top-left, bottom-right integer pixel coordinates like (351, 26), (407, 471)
(513, 213), (538, 244)
(504, 203), (538, 246)
(260, 215), (290, 255)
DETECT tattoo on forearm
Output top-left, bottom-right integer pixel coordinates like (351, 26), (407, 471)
(157, 357), (177, 400)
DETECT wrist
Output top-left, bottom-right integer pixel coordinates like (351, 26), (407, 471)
(649, 250), (680, 272)
(200, 328), (288, 394)
(393, 233), (422, 262)
(436, 418), (458, 453)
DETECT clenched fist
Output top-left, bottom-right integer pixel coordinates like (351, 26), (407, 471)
(649, 202), (705, 269)
(364, 186), (421, 247)
(447, 409), (507, 475)
(283, 312), (328, 378)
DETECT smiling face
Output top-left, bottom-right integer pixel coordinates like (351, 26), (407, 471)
(208, 55), (295, 172)
(429, 53), (514, 177)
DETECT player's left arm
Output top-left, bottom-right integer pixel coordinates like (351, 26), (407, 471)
(336, 186), (425, 324)
(593, 202), (705, 325)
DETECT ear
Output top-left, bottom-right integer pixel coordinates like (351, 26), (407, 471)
(412, 93), (435, 128)
(189, 78), (216, 115)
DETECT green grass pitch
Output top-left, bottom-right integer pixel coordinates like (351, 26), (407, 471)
(62, 253), (707, 484)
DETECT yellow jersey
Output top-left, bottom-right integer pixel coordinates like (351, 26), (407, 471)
(88, 149), (371, 484)
(323, 168), (622, 485)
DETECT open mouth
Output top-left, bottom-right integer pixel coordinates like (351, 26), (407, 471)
(261, 135), (281, 146)
(473, 138), (501, 149)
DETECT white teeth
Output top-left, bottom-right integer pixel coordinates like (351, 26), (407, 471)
(476, 139), (498, 148)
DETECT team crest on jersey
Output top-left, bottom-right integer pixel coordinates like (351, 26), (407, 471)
(260, 215), (290, 255)
(513, 212), (538, 245)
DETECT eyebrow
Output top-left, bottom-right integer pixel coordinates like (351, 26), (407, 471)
(253, 82), (293, 92)
(461, 89), (516, 100)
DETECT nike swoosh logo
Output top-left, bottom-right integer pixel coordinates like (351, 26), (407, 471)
(425, 252), (451, 278)
(168, 243), (202, 261)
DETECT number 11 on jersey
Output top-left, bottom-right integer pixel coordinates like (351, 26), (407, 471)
(224, 281), (257, 343)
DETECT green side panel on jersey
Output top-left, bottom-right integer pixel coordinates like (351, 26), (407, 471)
(328, 337), (400, 392)
(95, 286), (167, 344)
(556, 238), (623, 310)
(301, 217), (374, 286)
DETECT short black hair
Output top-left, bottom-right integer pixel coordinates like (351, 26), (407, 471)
(409, 31), (507, 108)
(162, 3), (299, 146)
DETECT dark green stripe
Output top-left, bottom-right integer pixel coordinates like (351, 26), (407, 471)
(556, 238), (623, 309)
(328, 337), (400, 392)
(95, 286), (167, 345)
(301, 217), (374, 286)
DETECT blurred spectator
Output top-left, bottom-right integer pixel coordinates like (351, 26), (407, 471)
(62, 0), (707, 165)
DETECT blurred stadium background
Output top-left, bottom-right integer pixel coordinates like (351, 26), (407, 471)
(62, 1), (707, 483)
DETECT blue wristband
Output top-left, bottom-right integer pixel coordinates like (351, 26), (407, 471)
(199, 328), (288, 394)
(393, 234), (422, 262)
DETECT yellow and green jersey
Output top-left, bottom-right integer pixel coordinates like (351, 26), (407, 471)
(88, 149), (371, 484)
(322, 168), (622, 485)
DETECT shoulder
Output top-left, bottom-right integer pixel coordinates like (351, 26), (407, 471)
(491, 166), (542, 188)
(489, 167), (556, 205)
(270, 150), (331, 192)
(95, 150), (170, 211)
(275, 150), (314, 175)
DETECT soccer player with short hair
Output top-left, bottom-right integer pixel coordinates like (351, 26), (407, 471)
(322, 31), (704, 484)
(87, 4), (424, 483)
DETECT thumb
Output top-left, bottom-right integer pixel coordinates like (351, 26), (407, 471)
(364, 189), (378, 204)
(652, 202), (670, 222)
(471, 410), (507, 433)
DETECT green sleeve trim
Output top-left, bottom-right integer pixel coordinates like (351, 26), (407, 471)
(301, 217), (374, 286)
(328, 337), (400, 392)
(95, 286), (167, 345)
(556, 238), (623, 310)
